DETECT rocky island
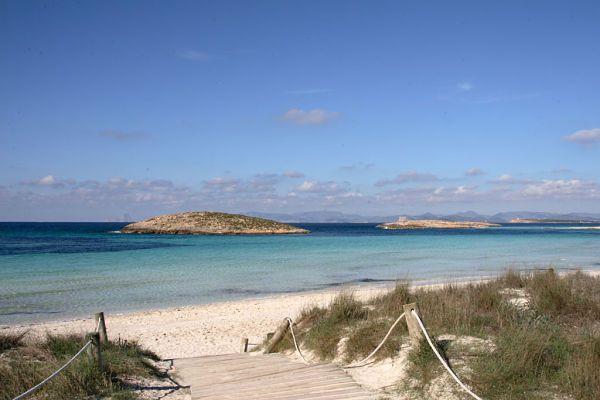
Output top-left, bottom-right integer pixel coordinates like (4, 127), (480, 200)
(121, 211), (309, 235)
(377, 216), (500, 229)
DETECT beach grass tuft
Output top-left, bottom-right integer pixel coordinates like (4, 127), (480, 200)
(278, 269), (600, 399)
(0, 330), (27, 352)
(0, 332), (161, 400)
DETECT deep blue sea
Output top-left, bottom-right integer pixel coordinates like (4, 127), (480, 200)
(1, 222), (600, 325)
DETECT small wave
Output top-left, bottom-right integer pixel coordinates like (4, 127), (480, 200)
(109, 230), (122, 234)
(217, 288), (268, 296)
(0, 310), (63, 316)
(320, 277), (398, 288)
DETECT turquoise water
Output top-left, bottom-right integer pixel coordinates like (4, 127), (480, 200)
(1, 222), (599, 325)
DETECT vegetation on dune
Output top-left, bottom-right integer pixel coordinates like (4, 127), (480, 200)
(0, 332), (162, 400)
(273, 269), (600, 400)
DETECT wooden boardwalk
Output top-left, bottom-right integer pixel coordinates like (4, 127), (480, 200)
(173, 353), (376, 399)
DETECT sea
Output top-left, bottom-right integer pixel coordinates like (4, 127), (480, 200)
(1, 222), (599, 325)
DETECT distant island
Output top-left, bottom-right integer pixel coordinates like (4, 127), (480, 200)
(509, 218), (596, 224)
(377, 217), (500, 229)
(121, 211), (309, 235)
(250, 210), (600, 223)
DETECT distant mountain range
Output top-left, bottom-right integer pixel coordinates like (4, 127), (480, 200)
(248, 210), (600, 223)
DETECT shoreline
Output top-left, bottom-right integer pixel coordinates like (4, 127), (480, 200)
(5, 272), (505, 327)
(3, 265), (589, 327)
(5, 270), (597, 359)
(3, 278), (484, 359)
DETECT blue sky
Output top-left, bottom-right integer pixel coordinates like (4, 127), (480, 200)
(1, 1), (600, 221)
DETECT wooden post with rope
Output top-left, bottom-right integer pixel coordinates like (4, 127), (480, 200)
(264, 318), (290, 353)
(86, 332), (104, 371)
(94, 312), (108, 344)
(403, 303), (422, 349)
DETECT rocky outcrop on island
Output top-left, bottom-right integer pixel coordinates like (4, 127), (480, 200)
(377, 217), (500, 229)
(121, 211), (309, 235)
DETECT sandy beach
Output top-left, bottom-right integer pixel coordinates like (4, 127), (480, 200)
(7, 283), (395, 359)
(7, 270), (600, 359)
(7, 270), (597, 360)
(4, 270), (599, 400)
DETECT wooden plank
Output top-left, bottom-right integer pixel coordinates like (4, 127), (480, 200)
(180, 359), (309, 376)
(178, 364), (308, 381)
(195, 381), (361, 398)
(193, 373), (354, 397)
(174, 353), (375, 400)
(203, 387), (374, 400)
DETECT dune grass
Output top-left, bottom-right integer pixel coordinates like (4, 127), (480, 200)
(0, 332), (161, 400)
(273, 269), (600, 400)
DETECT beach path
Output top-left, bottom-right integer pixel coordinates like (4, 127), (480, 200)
(173, 352), (376, 399)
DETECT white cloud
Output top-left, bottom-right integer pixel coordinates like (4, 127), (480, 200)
(295, 180), (348, 194)
(375, 171), (439, 187)
(281, 108), (340, 125)
(521, 179), (600, 199)
(39, 175), (57, 186)
(563, 128), (600, 145)
(202, 177), (241, 193)
(178, 50), (212, 61)
(489, 174), (534, 185)
(23, 175), (76, 189)
(465, 168), (485, 176)
(457, 82), (473, 92)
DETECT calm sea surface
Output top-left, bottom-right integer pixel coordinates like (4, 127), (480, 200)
(1, 222), (600, 325)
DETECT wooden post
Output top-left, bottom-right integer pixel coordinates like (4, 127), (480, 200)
(86, 333), (95, 364)
(87, 332), (104, 371)
(240, 337), (249, 353)
(94, 312), (108, 344)
(264, 318), (290, 353)
(403, 303), (422, 349)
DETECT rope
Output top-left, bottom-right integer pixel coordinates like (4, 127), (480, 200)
(345, 312), (405, 368)
(285, 312), (406, 368)
(12, 340), (93, 400)
(285, 317), (309, 363)
(411, 310), (483, 400)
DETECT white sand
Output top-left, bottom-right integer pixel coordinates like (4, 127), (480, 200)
(11, 284), (393, 359)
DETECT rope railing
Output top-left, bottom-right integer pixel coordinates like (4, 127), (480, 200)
(285, 311), (406, 368)
(11, 314), (105, 400)
(283, 307), (484, 400)
(284, 317), (309, 363)
(345, 311), (405, 368)
(411, 310), (483, 400)
(12, 339), (93, 400)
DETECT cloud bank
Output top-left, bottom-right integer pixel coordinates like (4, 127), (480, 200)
(4, 171), (600, 221)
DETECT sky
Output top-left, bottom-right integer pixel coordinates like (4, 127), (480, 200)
(1, 1), (600, 221)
